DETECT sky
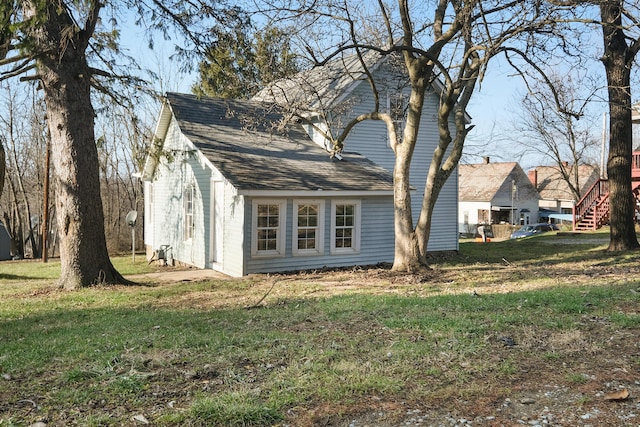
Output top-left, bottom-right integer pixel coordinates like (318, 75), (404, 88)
(118, 14), (626, 175)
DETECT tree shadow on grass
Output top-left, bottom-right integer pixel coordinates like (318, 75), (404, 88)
(0, 273), (45, 281)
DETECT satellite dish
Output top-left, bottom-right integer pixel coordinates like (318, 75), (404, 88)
(126, 210), (138, 227)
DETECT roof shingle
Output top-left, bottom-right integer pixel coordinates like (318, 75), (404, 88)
(165, 92), (394, 193)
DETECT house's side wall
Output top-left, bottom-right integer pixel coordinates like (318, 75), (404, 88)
(335, 65), (459, 252)
(219, 189), (246, 277)
(458, 201), (491, 234)
(492, 168), (540, 225)
(244, 196), (394, 274)
(539, 198), (562, 211)
(146, 118), (211, 269)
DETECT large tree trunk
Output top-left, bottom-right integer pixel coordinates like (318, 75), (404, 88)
(391, 140), (424, 272)
(26, 1), (128, 288)
(600, 0), (640, 252)
(391, 58), (430, 272)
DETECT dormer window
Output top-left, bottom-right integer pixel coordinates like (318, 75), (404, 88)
(387, 93), (406, 146)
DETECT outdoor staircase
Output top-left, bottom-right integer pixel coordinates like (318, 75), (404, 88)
(573, 179), (610, 231)
(570, 151), (640, 231)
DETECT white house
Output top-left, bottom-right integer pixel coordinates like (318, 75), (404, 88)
(142, 51), (460, 276)
(458, 158), (539, 234)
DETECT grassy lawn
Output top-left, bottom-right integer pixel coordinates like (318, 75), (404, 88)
(1, 231), (640, 426)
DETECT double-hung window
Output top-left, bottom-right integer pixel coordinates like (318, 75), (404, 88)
(387, 93), (406, 146)
(331, 200), (361, 254)
(293, 200), (325, 255)
(252, 200), (286, 257)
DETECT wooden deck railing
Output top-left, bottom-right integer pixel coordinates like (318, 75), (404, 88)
(570, 151), (640, 230)
(573, 178), (609, 230)
(633, 152), (640, 179)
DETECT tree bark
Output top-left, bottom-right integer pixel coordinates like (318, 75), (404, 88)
(391, 54), (430, 272)
(391, 133), (424, 272)
(600, 0), (640, 251)
(25, 1), (129, 288)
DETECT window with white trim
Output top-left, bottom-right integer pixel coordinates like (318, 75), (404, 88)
(183, 183), (195, 241)
(387, 93), (406, 146)
(252, 200), (287, 257)
(331, 200), (361, 254)
(146, 182), (154, 226)
(293, 200), (325, 256)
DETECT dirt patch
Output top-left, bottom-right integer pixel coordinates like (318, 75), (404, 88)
(127, 267), (228, 283)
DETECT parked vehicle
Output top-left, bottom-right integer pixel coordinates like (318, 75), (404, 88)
(510, 223), (556, 239)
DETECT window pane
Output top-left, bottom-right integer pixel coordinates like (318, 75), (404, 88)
(345, 215), (353, 227)
(295, 203), (320, 252)
(256, 203), (281, 253)
(334, 203), (356, 250)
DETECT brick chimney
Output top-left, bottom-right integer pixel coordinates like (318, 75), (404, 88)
(528, 169), (538, 188)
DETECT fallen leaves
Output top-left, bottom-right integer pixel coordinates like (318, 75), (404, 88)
(604, 389), (630, 401)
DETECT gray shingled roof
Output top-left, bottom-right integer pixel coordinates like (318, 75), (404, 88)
(534, 164), (599, 201)
(252, 49), (384, 110)
(458, 162), (539, 202)
(165, 92), (394, 192)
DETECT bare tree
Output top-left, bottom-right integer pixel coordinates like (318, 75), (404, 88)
(488, 0), (639, 250)
(598, 0), (640, 251)
(0, 1), (245, 288)
(94, 98), (150, 252)
(0, 82), (47, 258)
(255, 0), (561, 271)
(511, 72), (601, 201)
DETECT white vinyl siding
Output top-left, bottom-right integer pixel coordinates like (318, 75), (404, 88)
(221, 189), (245, 277)
(337, 62), (458, 252)
(246, 197), (393, 275)
(251, 200), (287, 257)
(293, 200), (325, 256)
(147, 118), (209, 268)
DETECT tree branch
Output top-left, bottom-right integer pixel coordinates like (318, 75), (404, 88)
(500, 46), (582, 120)
(1, 62), (36, 82)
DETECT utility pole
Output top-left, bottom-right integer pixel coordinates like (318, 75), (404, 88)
(511, 179), (516, 225)
(42, 126), (50, 262)
(600, 112), (607, 179)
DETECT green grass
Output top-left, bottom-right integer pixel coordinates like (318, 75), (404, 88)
(1, 239), (640, 425)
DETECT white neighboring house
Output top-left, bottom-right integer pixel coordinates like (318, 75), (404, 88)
(458, 158), (540, 235)
(142, 51), (461, 276)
